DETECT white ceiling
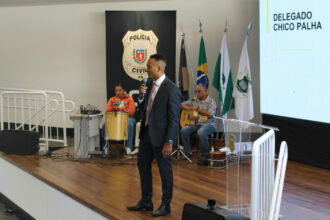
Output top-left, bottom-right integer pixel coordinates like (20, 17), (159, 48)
(0, 0), (148, 7)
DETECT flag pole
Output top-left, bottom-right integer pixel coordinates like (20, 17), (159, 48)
(218, 21), (228, 136)
(180, 31), (193, 99)
(173, 29), (192, 162)
(179, 26), (195, 88)
(180, 24), (185, 42)
(224, 19), (228, 33)
(197, 19), (203, 90)
(221, 20), (231, 117)
(180, 31), (185, 86)
(247, 22), (252, 37)
(244, 22), (252, 45)
(198, 19), (211, 94)
(244, 23), (253, 85)
(180, 32), (194, 100)
(198, 19), (203, 34)
(180, 24), (185, 37)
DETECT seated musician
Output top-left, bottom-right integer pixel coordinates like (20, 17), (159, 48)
(102, 83), (136, 155)
(180, 83), (217, 159)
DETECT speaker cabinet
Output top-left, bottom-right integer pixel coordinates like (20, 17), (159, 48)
(0, 130), (40, 155)
(182, 201), (250, 220)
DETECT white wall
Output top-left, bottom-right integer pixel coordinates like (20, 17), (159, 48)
(0, 0), (260, 128)
(0, 157), (108, 220)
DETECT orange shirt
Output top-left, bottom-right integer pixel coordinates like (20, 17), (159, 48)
(106, 93), (136, 117)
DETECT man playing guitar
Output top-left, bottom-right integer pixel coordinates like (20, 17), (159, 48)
(180, 83), (217, 159)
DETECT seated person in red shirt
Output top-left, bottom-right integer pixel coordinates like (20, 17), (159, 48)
(101, 83), (136, 155)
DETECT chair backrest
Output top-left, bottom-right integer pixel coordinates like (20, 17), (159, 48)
(128, 90), (140, 106)
(268, 141), (288, 220)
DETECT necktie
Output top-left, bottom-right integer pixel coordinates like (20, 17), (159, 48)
(145, 82), (156, 127)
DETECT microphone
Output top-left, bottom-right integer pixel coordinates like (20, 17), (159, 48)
(115, 100), (120, 106)
(141, 78), (148, 98)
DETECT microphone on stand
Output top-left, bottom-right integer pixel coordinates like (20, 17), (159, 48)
(114, 99), (120, 115)
(115, 100), (120, 107)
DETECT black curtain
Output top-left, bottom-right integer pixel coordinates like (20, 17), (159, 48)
(105, 11), (176, 100)
(263, 114), (330, 169)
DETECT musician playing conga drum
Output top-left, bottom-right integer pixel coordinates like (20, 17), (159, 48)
(101, 83), (136, 155)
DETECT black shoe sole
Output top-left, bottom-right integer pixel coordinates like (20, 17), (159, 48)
(127, 206), (153, 211)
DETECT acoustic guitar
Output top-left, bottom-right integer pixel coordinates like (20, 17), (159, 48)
(180, 109), (208, 127)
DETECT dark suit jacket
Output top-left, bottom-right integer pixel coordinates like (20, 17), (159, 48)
(139, 76), (181, 147)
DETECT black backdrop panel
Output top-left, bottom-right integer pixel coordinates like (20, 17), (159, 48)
(105, 11), (176, 99)
(263, 114), (330, 169)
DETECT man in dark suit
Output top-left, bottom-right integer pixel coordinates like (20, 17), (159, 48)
(127, 54), (181, 217)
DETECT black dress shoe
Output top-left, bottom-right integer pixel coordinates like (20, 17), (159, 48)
(127, 200), (153, 211)
(152, 204), (171, 217)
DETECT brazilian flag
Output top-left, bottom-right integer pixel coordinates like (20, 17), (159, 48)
(196, 36), (209, 92)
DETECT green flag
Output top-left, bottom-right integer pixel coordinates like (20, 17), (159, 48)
(212, 32), (234, 116)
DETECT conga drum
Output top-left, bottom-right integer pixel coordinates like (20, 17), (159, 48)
(105, 111), (128, 142)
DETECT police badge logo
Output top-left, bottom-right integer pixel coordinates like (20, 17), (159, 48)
(122, 29), (158, 81)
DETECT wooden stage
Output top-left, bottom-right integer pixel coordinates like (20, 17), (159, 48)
(0, 148), (329, 220)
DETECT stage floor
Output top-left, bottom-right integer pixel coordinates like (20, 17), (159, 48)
(0, 148), (329, 220)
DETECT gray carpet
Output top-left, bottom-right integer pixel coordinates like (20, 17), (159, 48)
(0, 202), (20, 220)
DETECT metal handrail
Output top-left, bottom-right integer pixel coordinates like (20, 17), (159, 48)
(0, 91), (49, 151)
(0, 87), (76, 146)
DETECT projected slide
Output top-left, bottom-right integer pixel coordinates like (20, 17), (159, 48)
(260, 0), (330, 123)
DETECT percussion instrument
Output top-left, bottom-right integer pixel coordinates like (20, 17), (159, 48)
(210, 151), (226, 160)
(208, 158), (226, 168)
(208, 153), (239, 168)
(208, 151), (226, 168)
(105, 111), (128, 141)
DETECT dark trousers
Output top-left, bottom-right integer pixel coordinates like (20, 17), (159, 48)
(137, 128), (173, 205)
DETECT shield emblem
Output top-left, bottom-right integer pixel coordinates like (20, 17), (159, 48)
(135, 49), (145, 63)
(235, 67), (251, 97)
(122, 29), (158, 81)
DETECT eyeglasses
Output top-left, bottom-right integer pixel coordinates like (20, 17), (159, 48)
(195, 90), (203, 93)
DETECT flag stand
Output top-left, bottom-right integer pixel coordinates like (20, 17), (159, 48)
(172, 31), (192, 162)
